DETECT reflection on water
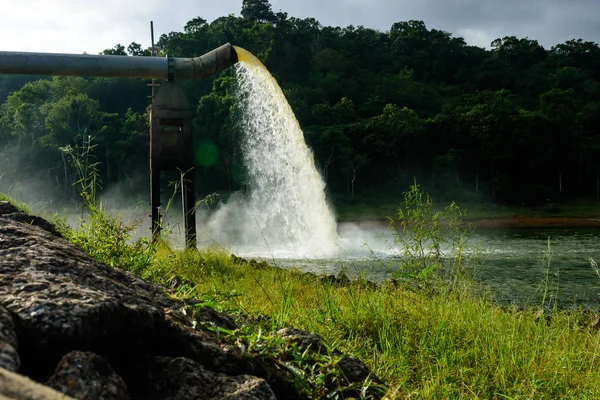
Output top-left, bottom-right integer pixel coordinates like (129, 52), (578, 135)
(233, 224), (600, 309)
(473, 227), (600, 308)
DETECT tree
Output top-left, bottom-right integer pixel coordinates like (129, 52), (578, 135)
(2, 80), (53, 144)
(157, 32), (182, 54)
(551, 39), (600, 69)
(184, 17), (208, 34)
(490, 36), (547, 69)
(363, 104), (425, 163)
(241, 0), (275, 23)
(44, 93), (100, 147)
(101, 44), (127, 56)
(127, 42), (151, 56)
(3, 7), (600, 205)
(310, 97), (356, 125)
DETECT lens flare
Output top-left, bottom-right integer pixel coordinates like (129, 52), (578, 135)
(194, 141), (219, 167)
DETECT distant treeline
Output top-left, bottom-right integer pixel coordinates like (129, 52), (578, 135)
(0, 0), (599, 205)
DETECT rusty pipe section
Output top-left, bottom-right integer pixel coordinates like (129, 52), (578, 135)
(0, 43), (238, 80)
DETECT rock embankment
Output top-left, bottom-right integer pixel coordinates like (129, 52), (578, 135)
(0, 202), (383, 399)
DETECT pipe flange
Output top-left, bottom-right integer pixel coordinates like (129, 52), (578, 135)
(167, 54), (175, 81)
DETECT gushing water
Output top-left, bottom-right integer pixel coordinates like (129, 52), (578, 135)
(204, 47), (339, 257)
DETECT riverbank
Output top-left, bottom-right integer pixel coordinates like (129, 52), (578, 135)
(0, 197), (387, 399)
(468, 215), (600, 228)
(335, 196), (600, 228)
(64, 197), (600, 398)
(5, 191), (600, 398)
(345, 215), (600, 229)
(128, 241), (600, 399)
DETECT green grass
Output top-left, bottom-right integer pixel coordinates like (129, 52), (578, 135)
(9, 183), (600, 399)
(140, 249), (600, 399)
(0, 192), (33, 214)
(54, 185), (600, 399)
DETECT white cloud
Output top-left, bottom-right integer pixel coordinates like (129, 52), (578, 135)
(0, 0), (597, 55)
(457, 29), (494, 49)
(0, 0), (240, 54)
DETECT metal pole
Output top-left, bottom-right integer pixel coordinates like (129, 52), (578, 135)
(151, 21), (156, 103)
(149, 20), (161, 243)
(151, 21), (155, 55)
(148, 21), (160, 103)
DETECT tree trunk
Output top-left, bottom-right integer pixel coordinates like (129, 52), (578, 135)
(578, 150), (583, 190)
(61, 151), (69, 188)
(324, 146), (334, 184)
(596, 171), (600, 201)
(351, 161), (362, 199)
(559, 171), (562, 194)
(105, 147), (111, 183)
(224, 158), (231, 189)
(490, 168), (497, 199)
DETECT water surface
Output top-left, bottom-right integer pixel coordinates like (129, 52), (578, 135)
(231, 223), (600, 309)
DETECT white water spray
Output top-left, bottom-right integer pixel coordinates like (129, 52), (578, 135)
(205, 48), (339, 257)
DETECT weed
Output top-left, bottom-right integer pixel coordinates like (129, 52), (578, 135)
(30, 173), (600, 399)
(534, 237), (560, 311)
(58, 134), (154, 274)
(59, 135), (102, 210)
(388, 180), (477, 293)
(66, 195), (154, 274)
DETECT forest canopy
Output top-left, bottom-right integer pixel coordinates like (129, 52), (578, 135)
(0, 0), (599, 206)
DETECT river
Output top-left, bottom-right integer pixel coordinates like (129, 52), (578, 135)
(472, 227), (600, 308)
(229, 223), (600, 309)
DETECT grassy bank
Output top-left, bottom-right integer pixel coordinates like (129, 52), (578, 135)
(145, 250), (600, 399)
(45, 185), (600, 399)
(5, 184), (600, 398)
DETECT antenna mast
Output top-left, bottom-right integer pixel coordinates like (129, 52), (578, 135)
(148, 21), (160, 104)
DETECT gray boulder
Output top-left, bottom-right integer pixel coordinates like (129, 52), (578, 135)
(46, 351), (130, 400)
(0, 306), (19, 372)
(0, 201), (62, 237)
(0, 212), (384, 399)
(135, 356), (275, 400)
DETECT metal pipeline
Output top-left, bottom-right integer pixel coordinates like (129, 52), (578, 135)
(0, 43), (238, 80)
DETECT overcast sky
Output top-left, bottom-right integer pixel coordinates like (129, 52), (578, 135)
(0, 0), (598, 55)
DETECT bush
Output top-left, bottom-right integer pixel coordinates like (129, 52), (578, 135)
(389, 181), (477, 293)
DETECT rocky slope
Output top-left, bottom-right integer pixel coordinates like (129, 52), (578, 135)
(0, 201), (384, 399)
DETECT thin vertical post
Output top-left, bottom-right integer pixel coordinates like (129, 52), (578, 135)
(150, 162), (161, 241)
(150, 21), (156, 103)
(181, 169), (197, 249)
(149, 20), (160, 243)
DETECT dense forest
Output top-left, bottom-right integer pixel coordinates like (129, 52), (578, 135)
(0, 0), (599, 207)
